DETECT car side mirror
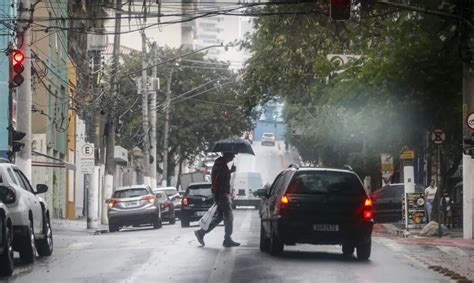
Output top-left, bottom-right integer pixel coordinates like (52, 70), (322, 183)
(0, 185), (16, 204)
(255, 189), (268, 198)
(36, 184), (48, 194)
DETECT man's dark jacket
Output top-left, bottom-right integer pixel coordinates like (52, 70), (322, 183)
(211, 157), (231, 199)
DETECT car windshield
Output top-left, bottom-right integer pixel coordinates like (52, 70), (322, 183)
(163, 189), (177, 197)
(113, 188), (149, 199)
(286, 171), (366, 195)
(263, 134), (274, 138)
(188, 185), (212, 197)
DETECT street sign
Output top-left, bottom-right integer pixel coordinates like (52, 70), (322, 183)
(466, 112), (474, 130)
(400, 150), (415, 160)
(431, 129), (446, 145)
(80, 143), (95, 174)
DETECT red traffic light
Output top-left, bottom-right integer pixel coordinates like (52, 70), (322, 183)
(12, 50), (24, 63)
(330, 0), (351, 21)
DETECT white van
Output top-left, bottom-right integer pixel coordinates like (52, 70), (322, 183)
(231, 172), (263, 209)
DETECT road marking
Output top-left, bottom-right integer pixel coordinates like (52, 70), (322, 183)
(66, 241), (93, 250)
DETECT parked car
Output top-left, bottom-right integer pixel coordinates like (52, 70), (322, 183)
(0, 201), (13, 276)
(107, 185), (162, 232)
(153, 189), (176, 224)
(371, 183), (424, 223)
(261, 133), (276, 146)
(155, 187), (181, 218)
(0, 162), (53, 264)
(256, 167), (373, 260)
(180, 182), (213, 228)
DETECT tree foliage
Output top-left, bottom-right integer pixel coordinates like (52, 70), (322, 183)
(113, 47), (253, 179)
(242, 1), (464, 184)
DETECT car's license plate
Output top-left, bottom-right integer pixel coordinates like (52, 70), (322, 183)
(313, 224), (339, 232)
(196, 211), (206, 216)
(123, 201), (139, 207)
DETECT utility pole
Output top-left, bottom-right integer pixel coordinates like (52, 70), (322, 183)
(141, 31), (151, 186)
(149, 43), (158, 187)
(102, 0), (122, 225)
(16, 0), (32, 180)
(461, 0), (474, 240)
(162, 68), (173, 187)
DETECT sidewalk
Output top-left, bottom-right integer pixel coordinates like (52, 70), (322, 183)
(377, 223), (474, 249)
(51, 218), (109, 235)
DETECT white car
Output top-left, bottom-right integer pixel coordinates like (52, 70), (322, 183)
(261, 133), (276, 146)
(0, 162), (53, 264)
(0, 201), (13, 276)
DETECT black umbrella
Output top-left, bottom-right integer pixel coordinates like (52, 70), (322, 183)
(210, 138), (255, 155)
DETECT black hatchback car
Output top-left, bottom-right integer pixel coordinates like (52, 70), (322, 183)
(256, 167), (373, 260)
(371, 183), (424, 223)
(180, 182), (213, 227)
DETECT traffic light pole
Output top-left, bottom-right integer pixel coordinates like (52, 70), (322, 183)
(15, 0), (32, 180)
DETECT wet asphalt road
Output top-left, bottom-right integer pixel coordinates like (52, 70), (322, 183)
(1, 142), (454, 282)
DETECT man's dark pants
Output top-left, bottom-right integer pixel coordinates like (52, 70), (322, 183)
(205, 194), (233, 240)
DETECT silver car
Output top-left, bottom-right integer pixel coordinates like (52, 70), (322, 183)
(107, 185), (162, 232)
(261, 133), (276, 146)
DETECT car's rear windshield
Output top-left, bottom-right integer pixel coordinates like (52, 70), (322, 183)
(263, 133), (274, 137)
(163, 189), (178, 196)
(286, 171), (366, 195)
(113, 188), (149, 198)
(188, 185), (212, 197)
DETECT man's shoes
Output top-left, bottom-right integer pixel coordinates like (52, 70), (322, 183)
(223, 239), (240, 247)
(194, 230), (205, 247)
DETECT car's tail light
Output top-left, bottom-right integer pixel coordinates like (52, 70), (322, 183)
(0, 186), (16, 204)
(280, 195), (289, 205)
(362, 197), (373, 220)
(108, 199), (119, 209)
(182, 197), (189, 207)
(160, 202), (170, 209)
(142, 195), (155, 204)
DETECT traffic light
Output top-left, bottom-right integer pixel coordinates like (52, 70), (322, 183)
(8, 127), (25, 160)
(330, 0), (351, 21)
(9, 49), (25, 87)
(463, 134), (474, 157)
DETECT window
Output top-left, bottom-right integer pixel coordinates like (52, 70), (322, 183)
(13, 169), (35, 194)
(113, 188), (148, 198)
(286, 171), (365, 196)
(7, 168), (18, 185)
(187, 185), (212, 197)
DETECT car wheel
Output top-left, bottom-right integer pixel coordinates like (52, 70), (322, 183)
(153, 217), (162, 229)
(356, 240), (371, 260)
(342, 244), (354, 255)
(259, 222), (270, 252)
(108, 222), (120, 232)
(0, 224), (14, 276)
(269, 224), (284, 256)
(19, 218), (36, 264)
(36, 214), (53, 257)
(181, 218), (190, 228)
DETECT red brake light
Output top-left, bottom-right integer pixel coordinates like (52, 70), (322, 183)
(142, 195), (155, 204)
(362, 197), (373, 220)
(108, 199), (119, 209)
(280, 195), (289, 205)
(182, 197), (189, 206)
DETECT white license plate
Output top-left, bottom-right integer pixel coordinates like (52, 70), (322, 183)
(123, 201), (140, 207)
(196, 211), (206, 216)
(313, 224), (339, 232)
